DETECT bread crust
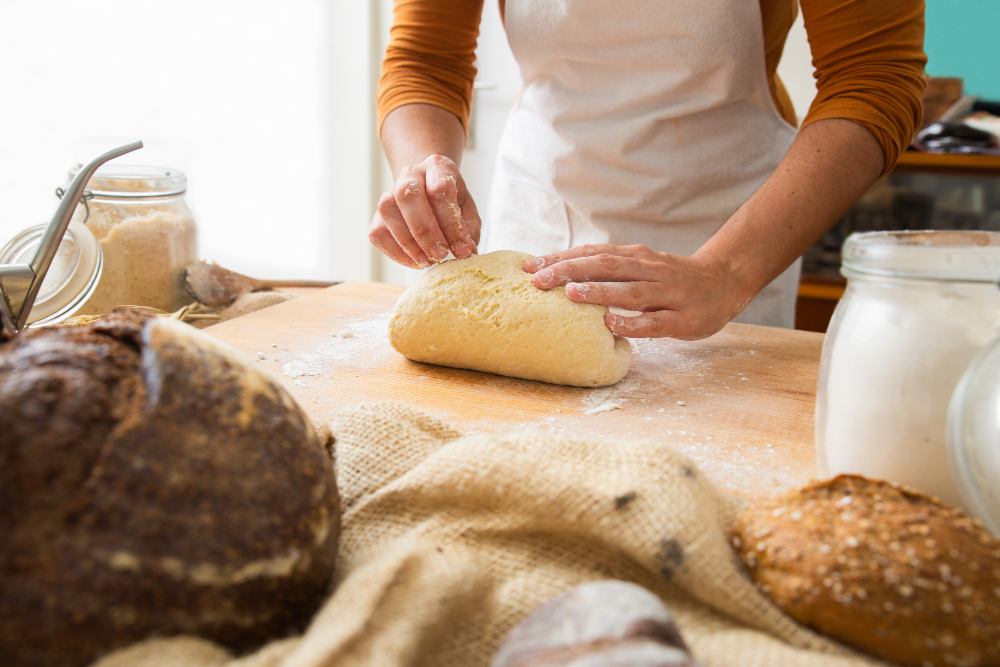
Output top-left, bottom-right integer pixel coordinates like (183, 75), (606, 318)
(491, 580), (698, 667)
(732, 474), (1000, 666)
(0, 311), (340, 667)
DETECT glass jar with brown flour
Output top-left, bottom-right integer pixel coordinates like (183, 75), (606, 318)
(70, 166), (198, 314)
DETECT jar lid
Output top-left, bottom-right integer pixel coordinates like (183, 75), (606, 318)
(842, 231), (1000, 283)
(67, 164), (186, 199)
(0, 220), (103, 326)
(948, 333), (1000, 536)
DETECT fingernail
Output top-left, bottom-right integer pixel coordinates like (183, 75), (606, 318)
(416, 251), (432, 268)
(524, 257), (544, 271)
(431, 243), (449, 261)
(608, 314), (625, 327)
(453, 241), (471, 259)
(535, 268), (554, 287)
(570, 282), (590, 296)
(466, 237), (478, 254)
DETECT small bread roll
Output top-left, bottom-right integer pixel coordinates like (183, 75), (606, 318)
(491, 580), (699, 667)
(731, 474), (1000, 666)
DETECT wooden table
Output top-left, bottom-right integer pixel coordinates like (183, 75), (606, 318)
(207, 282), (825, 501)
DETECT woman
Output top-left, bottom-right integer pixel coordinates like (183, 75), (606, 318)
(369, 0), (926, 339)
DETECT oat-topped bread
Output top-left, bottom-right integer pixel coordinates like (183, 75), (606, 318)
(0, 311), (340, 667)
(732, 474), (1000, 667)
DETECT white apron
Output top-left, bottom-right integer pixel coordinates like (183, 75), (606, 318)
(482, 0), (801, 328)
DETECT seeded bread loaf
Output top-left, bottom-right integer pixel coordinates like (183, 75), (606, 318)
(0, 311), (340, 667)
(731, 474), (1000, 667)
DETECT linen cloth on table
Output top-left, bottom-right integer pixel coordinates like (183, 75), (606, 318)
(93, 402), (884, 667)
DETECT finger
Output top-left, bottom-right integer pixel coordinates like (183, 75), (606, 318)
(605, 311), (685, 339)
(369, 215), (421, 269)
(565, 280), (673, 311)
(523, 244), (655, 273)
(532, 255), (669, 289)
(523, 244), (619, 273)
(605, 311), (722, 341)
(458, 181), (482, 249)
(394, 167), (451, 262)
(376, 192), (433, 267)
(424, 157), (476, 259)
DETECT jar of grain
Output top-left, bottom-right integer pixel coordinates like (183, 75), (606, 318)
(815, 231), (1000, 508)
(71, 165), (198, 315)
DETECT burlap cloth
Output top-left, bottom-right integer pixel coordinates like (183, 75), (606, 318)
(93, 402), (885, 667)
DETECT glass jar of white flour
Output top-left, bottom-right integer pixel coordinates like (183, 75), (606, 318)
(816, 231), (1000, 508)
(70, 165), (198, 315)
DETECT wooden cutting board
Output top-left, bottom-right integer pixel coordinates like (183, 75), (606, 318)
(206, 282), (825, 500)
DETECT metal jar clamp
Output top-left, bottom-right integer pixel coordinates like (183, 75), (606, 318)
(0, 141), (142, 337)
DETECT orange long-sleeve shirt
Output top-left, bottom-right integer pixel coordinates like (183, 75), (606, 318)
(378, 0), (927, 174)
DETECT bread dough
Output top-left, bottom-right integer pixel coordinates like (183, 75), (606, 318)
(389, 250), (631, 387)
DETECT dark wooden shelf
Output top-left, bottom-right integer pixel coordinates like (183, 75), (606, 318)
(795, 274), (846, 333)
(895, 151), (1000, 175)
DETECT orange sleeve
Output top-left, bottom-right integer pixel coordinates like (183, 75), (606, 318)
(759, 0), (800, 128)
(800, 0), (927, 175)
(376, 0), (485, 137)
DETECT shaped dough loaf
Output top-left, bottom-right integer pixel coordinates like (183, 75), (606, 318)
(389, 250), (631, 387)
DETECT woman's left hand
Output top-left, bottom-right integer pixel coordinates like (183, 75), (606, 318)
(520, 120), (888, 341)
(522, 244), (753, 340)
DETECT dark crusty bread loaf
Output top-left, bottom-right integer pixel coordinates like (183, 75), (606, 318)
(732, 474), (1000, 667)
(0, 311), (340, 667)
(491, 580), (700, 667)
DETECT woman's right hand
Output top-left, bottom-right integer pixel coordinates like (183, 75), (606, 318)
(368, 154), (482, 269)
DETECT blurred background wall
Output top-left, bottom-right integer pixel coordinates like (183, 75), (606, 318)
(924, 0), (1000, 100)
(5, 1), (983, 286)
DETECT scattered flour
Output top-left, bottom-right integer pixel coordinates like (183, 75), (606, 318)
(280, 312), (393, 380)
(282, 356), (323, 378)
(268, 316), (804, 499)
(585, 401), (622, 415)
(577, 337), (708, 412)
(454, 335), (809, 498)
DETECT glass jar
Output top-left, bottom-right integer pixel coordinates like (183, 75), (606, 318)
(816, 231), (1000, 508)
(72, 165), (198, 315)
(0, 220), (103, 327)
(948, 332), (1000, 535)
